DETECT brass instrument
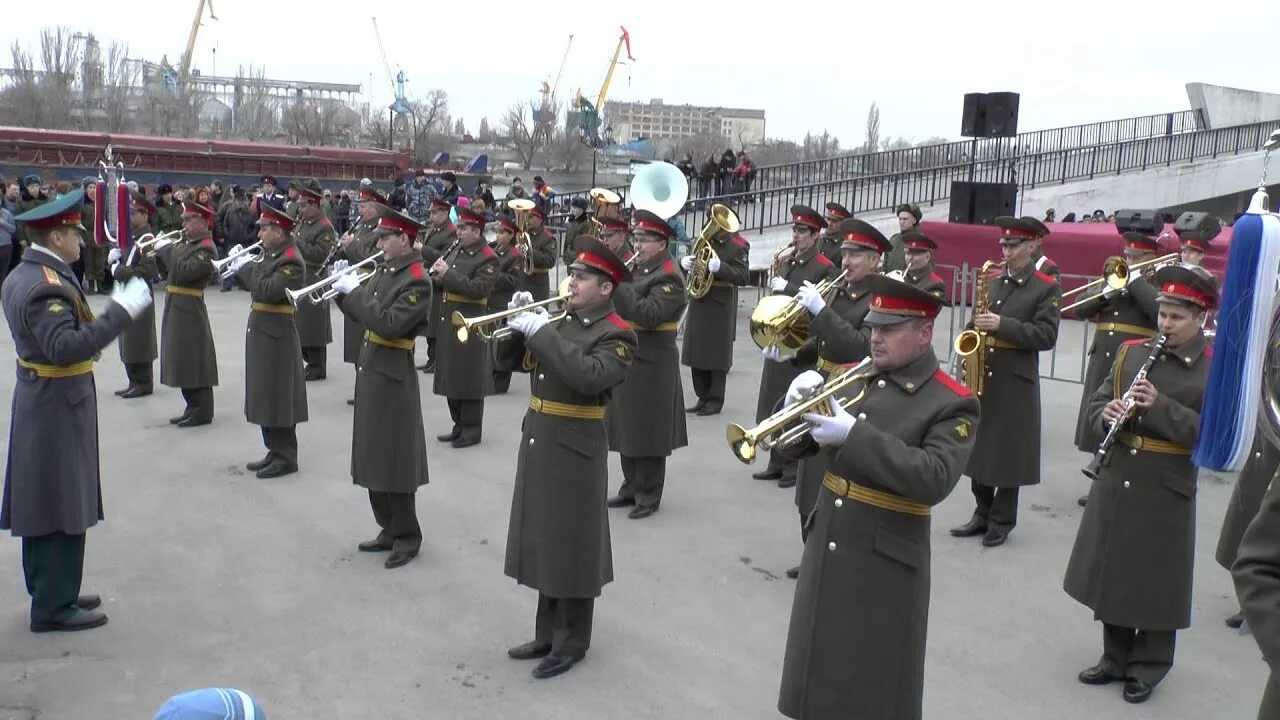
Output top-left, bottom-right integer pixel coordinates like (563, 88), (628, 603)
(132, 230), (182, 258)
(286, 252), (383, 305)
(452, 293), (571, 343)
(1082, 334), (1168, 479)
(508, 198), (537, 275)
(212, 241), (265, 279)
(685, 203), (741, 299)
(953, 260), (1002, 397)
(589, 187), (622, 235)
(766, 242), (796, 288)
(1059, 253), (1179, 312)
(726, 357), (875, 463)
(749, 270), (848, 356)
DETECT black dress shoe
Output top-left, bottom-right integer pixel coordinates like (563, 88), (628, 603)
(685, 399), (707, 414)
(532, 653), (583, 679)
(176, 416), (212, 428)
(436, 429), (460, 442)
(628, 505), (657, 519)
(357, 537), (393, 552)
(1227, 611), (1246, 629)
(169, 411), (191, 424)
(981, 528), (1008, 547)
(777, 477), (796, 489)
(418, 361), (436, 374)
(120, 385), (152, 399)
(695, 404), (722, 416)
(76, 594), (101, 611)
(785, 565), (800, 579)
(606, 495), (636, 508)
(507, 640), (552, 660)
(304, 368), (327, 381)
(451, 436), (480, 448)
(384, 549), (418, 569)
(256, 460), (298, 479)
(1077, 665), (1121, 685)
(1123, 678), (1154, 704)
(1078, 495), (1088, 507)
(114, 385), (132, 397)
(30, 608), (108, 633)
(752, 469), (783, 481)
(246, 454), (273, 472)
(346, 398), (355, 406)
(950, 517), (987, 537)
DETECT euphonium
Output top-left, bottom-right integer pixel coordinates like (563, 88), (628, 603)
(953, 260), (1002, 397)
(686, 203), (741, 299)
(749, 270), (848, 357)
(508, 198), (537, 275)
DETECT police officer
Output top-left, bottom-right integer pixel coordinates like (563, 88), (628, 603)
(818, 202), (851, 263)
(776, 273), (979, 720)
(756, 206), (841, 487)
(680, 215), (750, 416)
(431, 206), (498, 448)
(336, 187), (386, 404)
(253, 175), (287, 217)
(900, 231), (947, 299)
(604, 210), (688, 519)
(107, 191), (160, 398)
(489, 215), (529, 394)
(1025, 216), (1060, 281)
(227, 205), (308, 479)
(418, 198), (458, 373)
(1064, 264), (1217, 705)
(293, 179), (336, 381)
(330, 205), (433, 570)
(1, 190), (153, 632)
(1232, 474), (1280, 719)
(495, 238), (637, 680)
(951, 216), (1061, 546)
(523, 205), (559, 302)
(156, 200), (219, 427)
(1217, 428), (1280, 628)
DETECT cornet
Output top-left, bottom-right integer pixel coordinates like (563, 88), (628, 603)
(453, 293), (571, 344)
(212, 241), (265, 279)
(130, 230), (182, 260)
(286, 252), (383, 306)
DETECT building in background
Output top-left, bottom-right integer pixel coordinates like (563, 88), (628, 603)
(604, 98), (766, 146)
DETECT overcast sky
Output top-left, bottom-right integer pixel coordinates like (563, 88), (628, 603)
(6, 0), (1278, 146)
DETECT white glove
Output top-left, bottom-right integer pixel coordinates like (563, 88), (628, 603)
(331, 270), (362, 295)
(110, 276), (153, 319)
(109, 262), (120, 278)
(803, 396), (856, 446)
(331, 259), (350, 275)
(228, 244), (244, 256)
(507, 291), (535, 310)
(762, 344), (785, 362)
(679, 255), (694, 272)
(796, 281), (826, 315)
(228, 253), (252, 273)
(506, 310), (550, 337)
(786, 369), (825, 404)
(708, 256), (721, 273)
(107, 248), (122, 265)
(769, 276), (788, 293)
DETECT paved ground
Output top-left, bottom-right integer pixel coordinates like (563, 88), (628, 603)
(0, 287), (1268, 720)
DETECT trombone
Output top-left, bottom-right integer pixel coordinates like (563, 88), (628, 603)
(1060, 252), (1179, 313)
(453, 293), (571, 344)
(286, 252), (383, 306)
(726, 357), (875, 463)
(211, 241), (264, 279)
(509, 198), (537, 275)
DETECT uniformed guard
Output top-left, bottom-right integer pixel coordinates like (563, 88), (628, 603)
(495, 238), (637, 679)
(1232, 474), (1280, 719)
(776, 273), (979, 720)
(1, 189), (153, 632)
(951, 216), (1061, 546)
(899, 231), (948, 299)
(106, 191), (160, 398)
(488, 215), (529, 394)
(418, 197), (460, 373)
(330, 205), (433, 570)
(156, 200), (219, 427)
(1064, 264), (1218, 705)
(523, 205), (559, 301)
(431, 206), (498, 447)
(1173, 211), (1221, 268)
(680, 215), (750, 416)
(292, 178), (336, 381)
(1218, 429), (1280, 628)
(336, 187), (386, 404)
(227, 205), (308, 479)
(818, 201), (851, 263)
(756, 206), (841, 487)
(1025, 215), (1060, 281)
(781, 217), (889, 577)
(884, 203), (922, 273)
(604, 210), (688, 519)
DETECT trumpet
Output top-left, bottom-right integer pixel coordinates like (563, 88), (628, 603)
(129, 230), (182, 260)
(452, 293), (571, 343)
(286, 252), (383, 306)
(726, 357), (876, 463)
(211, 241), (265, 279)
(509, 198), (537, 275)
(1060, 252), (1179, 312)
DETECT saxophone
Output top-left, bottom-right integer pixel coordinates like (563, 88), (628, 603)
(953, 260), (1003, 397)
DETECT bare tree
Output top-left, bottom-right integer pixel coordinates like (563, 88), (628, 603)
(454, 117), (466, 136)
(358, 102), (392, 149)
(680, 131), (731, 167)
(101, 41), (138, 133)
(547, 126), (590, 173)
(5, 41), (45, 127)
(502, 101), (547, 170)
(38, 27), (81, 129)
(409, 89), (449, 165)
(478, 116), (492, 142)
(233, 65), (278, 141)
(282, 96), (344, 145)
(863, 102), (880, 154)
(803, 131), (841, 160)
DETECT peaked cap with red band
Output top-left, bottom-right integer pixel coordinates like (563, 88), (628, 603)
(1152, 264), (1219, 310)
(824, 202), (851, 222)
(372, 205), (425, 238)
(182, 200), (216, 223)
(834, 217), (890, 254)
(899, 231), (937, 251)
(296, 178), (325, 202)
(1121, 231), (1161, 252)
(430, 198), (453, 212)
(257, 203), (297, 233)
(360, 187), (388, 204)
(597, 215), (630, 234)
(790, 204), (828, 231)
(456, 207), (486, 228)
(495, 216), (519, 234)
(529, 205), (546, 220)
(862, 272), (944, 326)
(130, 190), (156, 216)
(570, 237), (632, 286)
(632, 209), (673, 240)
(995, 216), (1043, 244)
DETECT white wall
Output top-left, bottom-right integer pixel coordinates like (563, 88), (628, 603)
(1186, 83), (1280, 129)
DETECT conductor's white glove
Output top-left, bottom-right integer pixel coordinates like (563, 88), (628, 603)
(708, 256), (721, 273)
(507, 290), (535, 310)
(507, 310), (550, 337)
(786, 369), (825, 404)
(796, 280), (826, 315)
(107, 247), (122, 265)
(769, 276), (788, 293)
(803, 396), (856, 446)
(762, 344), (786, 362)
(331, 270), (361, 295)
(331, 259), (350, 275)
(679, 255), (694, 272)
(110, 276), (153, 319)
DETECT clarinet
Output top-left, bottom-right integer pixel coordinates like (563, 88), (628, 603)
(1082, 333), (1168, 479)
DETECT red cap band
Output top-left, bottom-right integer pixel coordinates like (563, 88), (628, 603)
(634, 218), (671, 238)
(793, 214), (824, 231)
(871, 293), (940, 318)
(1001, 228), (1037, 241)
(377, 214), (419, 237)
(575, 250), (624, 285)
(1160, 281), (1213, 309)
(842, 232), (883, 252)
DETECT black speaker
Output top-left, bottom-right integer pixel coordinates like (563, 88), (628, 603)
(949, 181), (1017, 225)
(961, 93), (985, 138)
(1173, 211), (1221, 239)
(1113, 208), (1163, 235)
(982, 92), (1020, 137)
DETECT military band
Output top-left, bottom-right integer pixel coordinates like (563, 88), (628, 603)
(337, 188), (384, 404)
(1025, 216), (1060, 281)
(292, 178), (336, 381)
(108, 191), (160, 398)
(899, 231), (947, 299)
(156, 200), (219, 427)
(680, 215), (750, 416)
(488, 216), (529, 394)
(419, 198), (458, 373)
(817, 202), (851, 263)
(522, 205), (559, 301)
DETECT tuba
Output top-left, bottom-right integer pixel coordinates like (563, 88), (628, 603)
(686, 203), (741, 299)
(508, 198), (537, 275)
(749, 270), (848, 356)
(953, 260), (1002, 397)
(629, 162), (689, 220)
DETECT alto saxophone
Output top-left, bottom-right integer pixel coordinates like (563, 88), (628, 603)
(953, 260), (1002, 397)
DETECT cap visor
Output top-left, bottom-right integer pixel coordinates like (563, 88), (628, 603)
(862, 310), (916, 327)
(372, 226), (400, 238)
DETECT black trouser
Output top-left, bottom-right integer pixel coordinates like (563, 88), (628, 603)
(22, 532), (86, 624)
(493, 370), (513, 393)
(302, 346), (326, 372)
(971, 481), (1019, 530)
(447, 398), (484, 441)
(368, 490), (422, 554)
(690, 368), (727, 407)
(124, 361), (153, 389)
(0, 245), (12, 285)
(180, 387), (214, 421)
(261, 426), (298, 466)
(766, 451), (798, 484)
(1101, 623), (1176, 685)
(617, 456), (667, 510)
(535, 593), (594, 658)
(425, 337), (437, 362)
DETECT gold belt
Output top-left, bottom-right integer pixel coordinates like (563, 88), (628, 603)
(251, 302), (295, 315)
(363, 331), (415, 351)
(984, 337), (1020, 350)
(1096, 322), (1156, 337)
(711, 281), (734, 288)
(628, 321), (679, 331)
(1115, 432), (1191, 456)
(823, 473), (931, 516)
(528, 396), (606, 420)
(530, 268), (550, 274)
(167, 285), (204, 298)
(18, 358), (95, 378)
(444, 292), (487, 305)
(817, 357), (839, 374)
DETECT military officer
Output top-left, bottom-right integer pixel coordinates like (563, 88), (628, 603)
(900, 231), (948, 299)
(1064, 264), (1217, 705)
(418, 198), (458, 373)
(884, 203), (921, 273)
(756, 206), (841, 487)
(336, 187), (386, 404)
(331, 205), (433, 570)
(680, 214), (750, 416)
(818, 201), (851, 263)
(253, 175), (287, 216)
(227, 205), (309, 479)
(488, 215), (529, 394)
(495, 238), (637, 680)
(951, 216), (1061, 546)
(292, 178), (336, 381)
(523, 205), (559, 301)
(1, 190), (153, 632)
(776, 273), (979, 720)
(156, 200), (219, 427)
(106, 191), (160, 398)
(431, 206), (498, 448)
(1174, 212), (1220, 268)
(1219, 428), (1280, 628)
(1232, 474), (1280, 719)
(604, 210), (688, 519)
(1025, 216), (1060, 281)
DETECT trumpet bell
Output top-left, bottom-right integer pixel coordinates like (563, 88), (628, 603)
(726, 423), (757, 464)
(629, 162), (689, 220)
(750, 294), (811, 355)
(508, 198), (536, 213)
